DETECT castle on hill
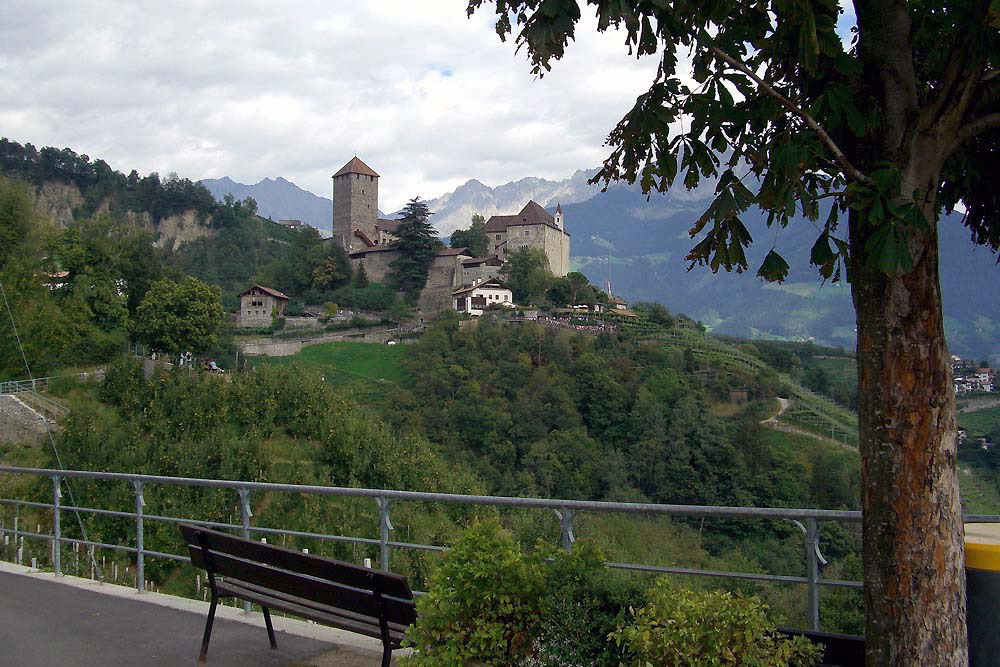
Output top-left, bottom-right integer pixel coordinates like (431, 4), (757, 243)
(331, 156), (570, 312)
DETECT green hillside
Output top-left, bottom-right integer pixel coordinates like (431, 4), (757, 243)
(958, 407), (1000, 439)
(252, 341), (408, 403)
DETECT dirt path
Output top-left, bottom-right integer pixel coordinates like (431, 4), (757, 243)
(760, 397), (856, 450)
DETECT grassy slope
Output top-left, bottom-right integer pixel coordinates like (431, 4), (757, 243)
(251, 341), (408, 403)
(958, 406), (1000, 438)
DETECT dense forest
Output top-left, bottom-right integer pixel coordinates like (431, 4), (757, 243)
(388, 313), (859, 512)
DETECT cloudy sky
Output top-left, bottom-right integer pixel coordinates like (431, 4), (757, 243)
(1, 1), (665, 211)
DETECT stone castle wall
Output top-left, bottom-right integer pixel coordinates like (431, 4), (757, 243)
(351, 249), (397, 284)
(541, 225), (570, 276)
(502, 224), (570, 276)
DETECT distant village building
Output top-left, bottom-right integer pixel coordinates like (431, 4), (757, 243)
(278, 219), (304, 229)
(453, 278), (514, 316)
(238, 284), (290, 328)
(330, 156), (571, 312)
(951, 355), (996, 393)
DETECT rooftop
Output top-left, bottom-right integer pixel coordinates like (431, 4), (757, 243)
(0, 561), (390, 666)
(333, 157), (379, 179)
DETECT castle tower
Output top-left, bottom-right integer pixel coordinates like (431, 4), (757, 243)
(332, 156), (380, 251)
(554, 203), (564, 230)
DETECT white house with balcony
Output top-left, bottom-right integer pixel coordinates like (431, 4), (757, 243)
(452, 278), (515, 316)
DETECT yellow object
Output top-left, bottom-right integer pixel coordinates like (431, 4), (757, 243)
(965, 523), (1000, 572)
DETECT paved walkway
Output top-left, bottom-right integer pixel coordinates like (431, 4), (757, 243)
(0, 563), (393, 666)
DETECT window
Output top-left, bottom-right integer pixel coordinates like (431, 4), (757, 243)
(496, 234), (501, 240)
(524, 230), (529, 236)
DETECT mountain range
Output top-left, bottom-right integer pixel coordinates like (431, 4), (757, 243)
(199, 171), (1000, 362)
(200, 176), (339, 232)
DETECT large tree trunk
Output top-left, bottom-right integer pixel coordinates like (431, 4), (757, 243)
(849, 206), (967, 665)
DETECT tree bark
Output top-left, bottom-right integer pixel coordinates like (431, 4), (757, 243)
(849, 205), (967, 665)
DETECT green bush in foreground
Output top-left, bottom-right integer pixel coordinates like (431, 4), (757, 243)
(403, 519), (545, 666)
(611, 580), (821, 667)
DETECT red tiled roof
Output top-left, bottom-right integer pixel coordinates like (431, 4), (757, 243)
(485, 214), (516, 233)
(333, 156), (379, 178)
(240, 284), (291, 300)
(485, 200), (567, 233)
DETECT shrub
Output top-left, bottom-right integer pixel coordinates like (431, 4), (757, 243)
(611, 580), (821, 667)
(323, 301), (339, 317)
(402, 520), (545, 666)
(519, 542), (644, 667)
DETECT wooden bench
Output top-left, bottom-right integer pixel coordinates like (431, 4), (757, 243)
(179, 523), (416, 665)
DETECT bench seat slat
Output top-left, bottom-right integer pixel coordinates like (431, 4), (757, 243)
(215, 582), (406, 647)
(195, 550), (396, 621)
(221, 578), (415, 632)
(179, 524), (411, 599)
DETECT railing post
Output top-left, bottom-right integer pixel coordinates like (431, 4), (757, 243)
(51, 475), (61, 576)
(132, 481), (145, 593)
(375, 497), (392, 572)
(238, 487), (253, 613)
(14, 503), (21, 566)
(805, 518), (820, 631)
(553, 509), (577, 552)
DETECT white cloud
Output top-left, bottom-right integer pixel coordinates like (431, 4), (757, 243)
(0, 1), (660, 211)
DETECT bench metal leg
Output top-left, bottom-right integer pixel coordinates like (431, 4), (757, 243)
(262, 607), (277, 649)
(381, 645), (392, 667)
(199, 596), (219, 663)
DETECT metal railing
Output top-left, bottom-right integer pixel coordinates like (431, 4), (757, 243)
(0, 371), (104, 396)
(1, 465), (997, 632)
(8, 391), (70, 422)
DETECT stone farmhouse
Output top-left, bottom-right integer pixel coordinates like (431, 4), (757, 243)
(238, 284), (290, 328)
(329, 157), (571, 313)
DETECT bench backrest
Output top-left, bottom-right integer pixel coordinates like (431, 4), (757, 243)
(179, 523), (416, 627)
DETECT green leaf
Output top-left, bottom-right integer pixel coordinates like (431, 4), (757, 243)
(798, 5), (820, 73)
(810, 233), (836, 267)
(865, 223), (914, 274)
(757, 249), (790, 283)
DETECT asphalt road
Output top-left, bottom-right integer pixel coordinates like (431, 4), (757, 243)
(0, 570), (383, 666)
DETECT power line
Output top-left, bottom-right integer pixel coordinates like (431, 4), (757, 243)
(0, 279), (103, 583)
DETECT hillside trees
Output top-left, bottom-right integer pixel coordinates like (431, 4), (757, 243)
(469, 1), (998, 661)
(45, 216), (165, 324)
(0, 175), (32, 271)
(450, 213), (489, 256)
(133, 276), (224, 354)
(390, 198), (441, 300)
(0, 177), (116, 377)
(256, 225), (351, 298)
(0, 139), (216, 222)
(503, 246), (553, 303)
